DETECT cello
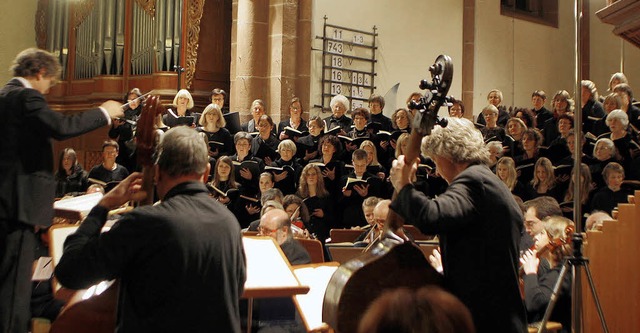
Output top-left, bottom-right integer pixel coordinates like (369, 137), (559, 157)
(50, 94), (164, 333)
(322, 55), (453, 333)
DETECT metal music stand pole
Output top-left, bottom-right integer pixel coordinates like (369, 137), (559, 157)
(536, 233), (609, 333)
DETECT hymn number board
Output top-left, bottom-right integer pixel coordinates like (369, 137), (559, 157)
(319, 17), (377, 111)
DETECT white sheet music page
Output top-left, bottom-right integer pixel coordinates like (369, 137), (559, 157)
(293, 265), (339, 330)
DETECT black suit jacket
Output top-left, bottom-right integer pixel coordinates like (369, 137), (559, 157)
(55, 181), (246, 333)
(390, 164), (527, 333)
(0, 78), (108, 226)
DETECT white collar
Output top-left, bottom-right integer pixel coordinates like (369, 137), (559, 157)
(15, 77), (32, 89)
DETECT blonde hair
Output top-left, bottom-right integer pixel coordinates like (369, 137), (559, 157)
(360, 140), (381, 167)
(199, 103), (226, 128)
(531, 157), (555, 190)
(172, 89), (194, 109)
(496, 157), (517, 191)
(564, 163), (592, 205)
(542, 216), (574, 265)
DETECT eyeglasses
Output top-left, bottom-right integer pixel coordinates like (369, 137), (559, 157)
(258, 225), (279, 235)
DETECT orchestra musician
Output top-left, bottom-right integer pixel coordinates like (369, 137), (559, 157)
(389, 117), (527, 332)
(0, 48), (123, 333)
(55, 127), (246, 333)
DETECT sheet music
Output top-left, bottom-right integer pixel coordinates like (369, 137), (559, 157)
(242, 237), (300, 290)
(53, 192), (104, 215)
(293, 265), (339, 331)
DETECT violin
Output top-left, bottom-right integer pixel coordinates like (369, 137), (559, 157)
(323, 55), (453, 333)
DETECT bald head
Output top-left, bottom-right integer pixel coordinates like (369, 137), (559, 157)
(259, 209), (291, 244)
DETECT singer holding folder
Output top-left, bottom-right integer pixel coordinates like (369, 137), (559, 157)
(0, 48), (123, 333)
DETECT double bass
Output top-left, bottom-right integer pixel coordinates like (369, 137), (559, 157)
(322, 55), (453, 333)
(50, 95), (164, 333)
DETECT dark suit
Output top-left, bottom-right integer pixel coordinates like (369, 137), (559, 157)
(0, 78), (109, 333)
(390, 164), (527, 333)
(55, 182), (246, 333)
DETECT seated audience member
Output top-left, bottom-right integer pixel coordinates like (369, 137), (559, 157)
(479, 104), (506, 144)
(162, 89), (199, 128)
(477, 89), (510, 127)
(324, 94), (353, 135)
(368, 94), (393, 131)
(358, 286), (475, 333)
(589, 138), (618, 190)
(197, 103), (234, 158)
(495, 156), (528, 200)
(251, 114), (280, 165)
(278, 96), (308, 141)
(522, 196), (562, 252)
(585, 211), (613, 231)
(525, 157), (563, 202)
(590, 162), (631, 215)
(297, 164), (334, 242)
(55, 127), (246, 332)
(447, 98), (465, 118)
(210, 88), (228, 114)
(88, 140), (130, 186)
(339, 149), (381, 228)
(296, 116), (324, 164)
(269, 139), (301, 195)
(55, 148), (88, 197)
(521, 216), (574, 331)
(531, 90), (552, 130)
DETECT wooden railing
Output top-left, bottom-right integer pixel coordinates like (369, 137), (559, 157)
(582, 190), (639, 332)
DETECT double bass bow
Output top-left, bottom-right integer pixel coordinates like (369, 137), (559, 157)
(50, 94), (164, 333)
(322, 55), (453, 333)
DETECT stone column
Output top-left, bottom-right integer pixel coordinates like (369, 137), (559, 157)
(230, 0), (269, 120)
(230, 0), (312, 124)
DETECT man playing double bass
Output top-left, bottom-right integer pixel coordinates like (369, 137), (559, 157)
(0, 48), (123, 333)
(55, 126), (247, 332)
(390, 118), (527, 332)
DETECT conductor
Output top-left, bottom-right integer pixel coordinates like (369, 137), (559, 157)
(389, 117), (527, 332)
(0, 48), (123, 333)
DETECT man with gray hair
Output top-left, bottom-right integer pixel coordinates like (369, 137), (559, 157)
(55, 127), (246, 333)
(390, 117), (527, 332)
